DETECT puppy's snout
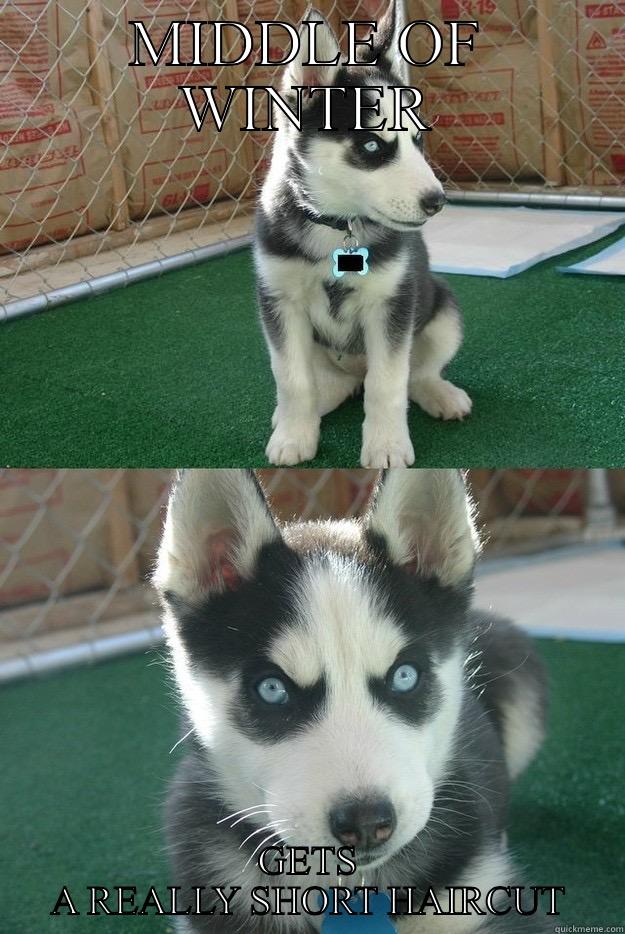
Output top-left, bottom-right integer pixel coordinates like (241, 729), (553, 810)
(420, 190), (447, 217)
(329, 796), (396, 849)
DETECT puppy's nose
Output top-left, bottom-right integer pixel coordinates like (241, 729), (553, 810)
(420, 190), (447, 217)
(329, 797), (396, 849)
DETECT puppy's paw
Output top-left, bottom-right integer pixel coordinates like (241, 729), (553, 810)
(360, 424), (415, 468)
(266, 419), (319, 466)
(410, 378), (472, 421)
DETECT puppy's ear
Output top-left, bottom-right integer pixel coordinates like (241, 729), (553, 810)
(154, 470), (279, 602)
(365, 469), (480, 587)
(282, 7), (340, 94)
(368, 0), (408, 82)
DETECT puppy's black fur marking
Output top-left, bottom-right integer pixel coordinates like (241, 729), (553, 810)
(235, 665), (327, 744)
(172, 540), (302, 677)
(258, 281), (284, 348)
(256, 207), (306, 263)
(386, 272), (418, 349)
(470, 613), (550, 743)
(323, 279), (354, 320)
(313, 321), (365, 355)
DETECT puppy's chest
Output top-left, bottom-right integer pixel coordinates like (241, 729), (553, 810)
(289, 259), (406, 347)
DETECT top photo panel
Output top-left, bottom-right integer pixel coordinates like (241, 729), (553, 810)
(2, 0), (624, 468)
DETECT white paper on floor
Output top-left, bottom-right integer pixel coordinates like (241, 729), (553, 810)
(558, 235), (625, 277)
(422, 204), (625, 278)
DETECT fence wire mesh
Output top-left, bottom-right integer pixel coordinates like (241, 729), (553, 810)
(1, 468), (624, 680)
(1, 0), (624, 311)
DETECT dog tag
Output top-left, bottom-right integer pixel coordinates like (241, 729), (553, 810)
(332, 247), (369, 279)
(321, 891), (396, 931)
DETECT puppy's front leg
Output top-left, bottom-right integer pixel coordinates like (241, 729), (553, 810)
(264, 300), (320, 466)
(361, 314), (414, 468)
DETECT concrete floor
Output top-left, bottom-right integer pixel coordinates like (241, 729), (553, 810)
(475, 542), (625, 641)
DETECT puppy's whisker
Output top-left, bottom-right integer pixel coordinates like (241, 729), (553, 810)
(229, 808), (277, 828)
(239, 820), (289, 849)
(252, 781), (278, 799)
(242, 829), (290, 873)
(216, 803), (277, 825)
(169, 727), (194, 755)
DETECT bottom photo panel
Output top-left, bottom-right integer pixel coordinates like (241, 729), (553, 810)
(1, 468), (624, 934)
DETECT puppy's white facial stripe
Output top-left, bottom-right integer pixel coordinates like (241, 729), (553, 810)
(425, 650), (465, 781)
(269, 555), (408, 689)
(370, 128), (397, 141)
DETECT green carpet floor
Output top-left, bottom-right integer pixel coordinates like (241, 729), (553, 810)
(1, 639), (624, 932)
(3, 229), (625, 467)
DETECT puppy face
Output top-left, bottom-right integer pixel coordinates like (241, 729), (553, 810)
(296, 80), (444, 230)
(156, 470), (478, 872)
(276, 8), (445, 229)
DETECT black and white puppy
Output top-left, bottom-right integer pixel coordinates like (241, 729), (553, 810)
(255, 4), (472, 467)
(155, 469), (548, 933)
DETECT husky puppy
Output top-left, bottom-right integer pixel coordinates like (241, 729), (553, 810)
(255, 4), (472, 467)
(155, 469), (548, 933)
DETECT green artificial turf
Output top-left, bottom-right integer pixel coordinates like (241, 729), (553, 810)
(3, 228), (625, 467)
(1, 639), (624, 932)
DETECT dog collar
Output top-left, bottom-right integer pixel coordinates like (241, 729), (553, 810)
(301, 207), (360, 233)
(298, 207), (373, 277)
(299, 209), (371, 278)
(332, 219), (369, 278)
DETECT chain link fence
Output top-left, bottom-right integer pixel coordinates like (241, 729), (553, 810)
(1, 0), (624, 315)
(1, 468), (624, 682)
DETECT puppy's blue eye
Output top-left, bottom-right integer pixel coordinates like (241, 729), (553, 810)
(390, 664), (419, 693)
(256, 676), (289, 705)
(363, 139), (380, 153)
